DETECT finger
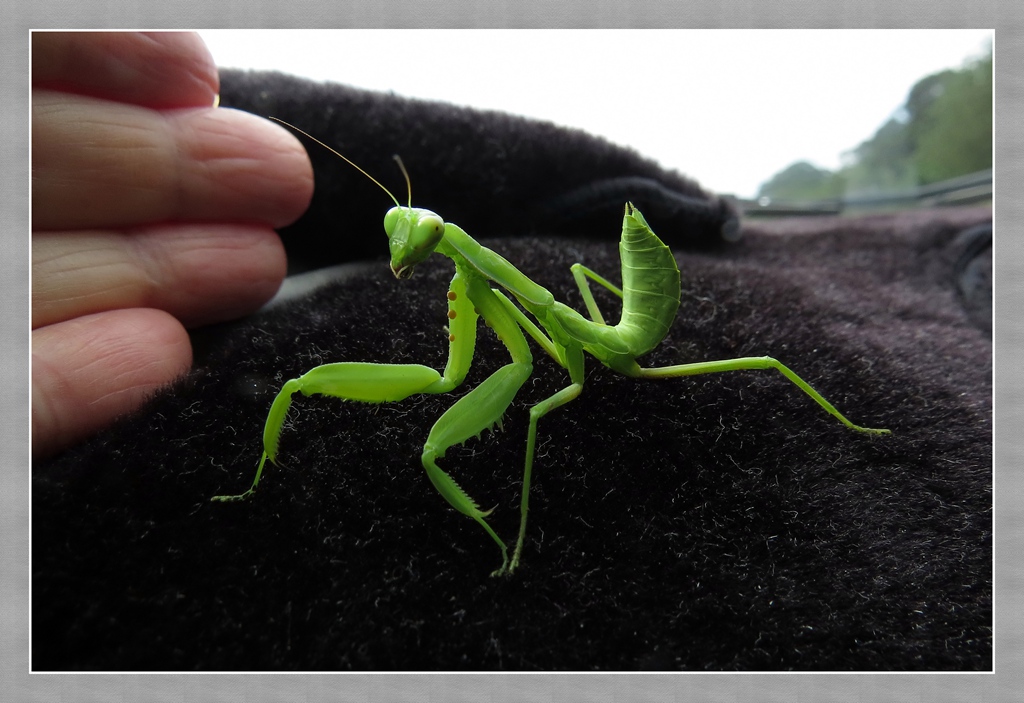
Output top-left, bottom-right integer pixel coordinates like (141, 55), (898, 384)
(32, 308), (192, 459)
(32, 224), (287, 329)
(31, 31), (218, 109)
(32, 92), (314, 231)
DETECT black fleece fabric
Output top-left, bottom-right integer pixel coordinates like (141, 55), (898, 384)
(32, 70), (992, 672)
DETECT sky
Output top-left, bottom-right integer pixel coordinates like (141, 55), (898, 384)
(198, 29), (993, 199)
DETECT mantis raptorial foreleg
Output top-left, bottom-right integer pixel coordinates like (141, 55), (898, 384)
(420, 363), (529, 575)
(210, 363), (449, 502)
(421, 276), (534, 575)
(212, 271), (478, 503)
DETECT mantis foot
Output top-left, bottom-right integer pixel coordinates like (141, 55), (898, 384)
(852, 425), (891, 435)
(490, 558), (514, 578)
(210, 489), (255, 502)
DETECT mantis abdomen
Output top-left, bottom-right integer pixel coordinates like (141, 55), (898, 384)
(616, 207), (681, 356)
(540, 205), (681, 372)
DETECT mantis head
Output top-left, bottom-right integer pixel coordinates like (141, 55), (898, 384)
(266, 117), (445, 279)
(384, 206), (446, 279)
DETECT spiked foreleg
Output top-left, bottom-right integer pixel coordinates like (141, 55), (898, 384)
(211, 363), (455, 502)
(420, 276), (535, 575)
(421, 362), (533, 574)
(212, 270), (479, 503)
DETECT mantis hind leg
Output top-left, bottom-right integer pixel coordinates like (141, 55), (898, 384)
(570, 264), (623, 325)
(636, 356), (890, 434)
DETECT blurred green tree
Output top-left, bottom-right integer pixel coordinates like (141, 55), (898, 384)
(757, 42), (991, 201)
(756, 161), (842, 201)
(911, 49), (992, 183)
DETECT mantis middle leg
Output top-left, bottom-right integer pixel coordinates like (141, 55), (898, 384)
(488, 289), (589, 574)
(420, 279), (592, 575)
(506, 343), (585, 575)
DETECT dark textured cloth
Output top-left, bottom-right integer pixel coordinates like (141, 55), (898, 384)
(32, 71), (992, 671)
(213, 69), (741, 273)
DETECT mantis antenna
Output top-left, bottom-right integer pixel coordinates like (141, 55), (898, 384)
(392, 155), (413, 208)
(268, 116), (403, 208)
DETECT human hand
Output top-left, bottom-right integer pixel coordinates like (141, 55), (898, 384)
(32, 32), (314, 458)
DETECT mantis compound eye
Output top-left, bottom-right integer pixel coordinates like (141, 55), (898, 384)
(411, 214), (445, 252)
(383, 207), (401, 237)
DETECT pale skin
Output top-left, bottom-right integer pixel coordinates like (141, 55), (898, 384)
(31, 32), (314, 458)
(213, 125), (890, 577)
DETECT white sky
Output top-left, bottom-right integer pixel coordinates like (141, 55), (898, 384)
(198, 29), (993, 199)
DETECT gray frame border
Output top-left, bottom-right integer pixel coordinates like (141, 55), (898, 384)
(8, 3), (1016, 701)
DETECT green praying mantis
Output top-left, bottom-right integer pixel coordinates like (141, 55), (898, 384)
(212, 119), (890, 577)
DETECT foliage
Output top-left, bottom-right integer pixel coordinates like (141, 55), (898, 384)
(758, 43), (992, 201)
(755, 161), (844, 202)
(911, 50), (993, 183)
